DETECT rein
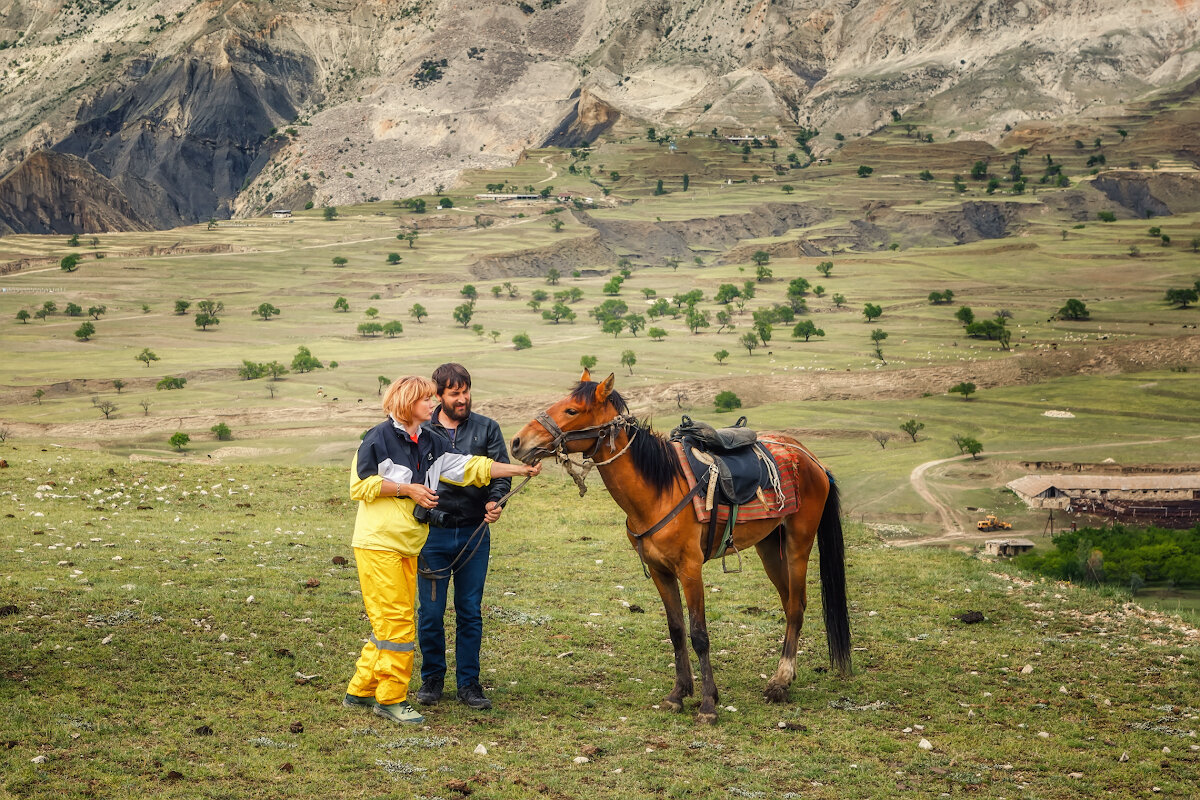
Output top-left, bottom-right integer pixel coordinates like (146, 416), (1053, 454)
(416, 475), (534, 600)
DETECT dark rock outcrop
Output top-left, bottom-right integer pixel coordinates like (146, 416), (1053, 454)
(52, 35), (317, 229)
(0, 151), (149, 235)
(1089, 171), (1200, 217)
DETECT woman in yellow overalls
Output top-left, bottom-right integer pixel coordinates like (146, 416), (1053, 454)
(344, 375), (540, 725)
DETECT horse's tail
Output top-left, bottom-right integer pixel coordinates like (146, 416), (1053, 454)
(818, 475), (852, 676)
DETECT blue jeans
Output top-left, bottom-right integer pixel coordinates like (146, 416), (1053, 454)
(417, 524), (490, 690)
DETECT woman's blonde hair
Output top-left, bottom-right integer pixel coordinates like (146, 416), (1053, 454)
(382, 375), (437, 423)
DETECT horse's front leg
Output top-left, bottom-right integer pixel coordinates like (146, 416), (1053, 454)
(648, 566), (692, 711)
(679, 569), (718, 724)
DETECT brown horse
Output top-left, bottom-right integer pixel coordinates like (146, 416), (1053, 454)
(511, 370), (851, 723)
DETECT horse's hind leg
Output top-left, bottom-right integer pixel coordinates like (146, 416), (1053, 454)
(648, 566), (693, 711)
(765, 510), (818, 703)
(755, 526), (794, 703)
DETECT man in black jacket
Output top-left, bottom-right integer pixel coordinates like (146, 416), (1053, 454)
(414, 363), (511, 710)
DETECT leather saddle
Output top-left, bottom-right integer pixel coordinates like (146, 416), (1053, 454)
(670, 415), (775, 508)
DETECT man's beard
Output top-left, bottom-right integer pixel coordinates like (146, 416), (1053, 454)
(443, 398), (471, 422)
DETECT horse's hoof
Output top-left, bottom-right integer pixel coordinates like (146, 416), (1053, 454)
(695, 711), (718, 725)
(662, 698), (683, 713)
(764, 684), (789, 704)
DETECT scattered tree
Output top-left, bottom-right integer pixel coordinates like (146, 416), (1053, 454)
(357, 322), (383, 337)
(620, 349), (637, 375)
(857, 165), (874, 178)
(211, 422), (232, 441)
(96, 399), (117, 419)
(870, 431), (893, 449)
(546, 268), (561, 285)
(33, 388), (45, 404)
(832, 293), (847, 308)
(364, 307), (380, 319)
(739, 331), (759, 355)
(74, 321), (96, 341)
(195, 313), (220, 331)
(88, 305), (106, 320)
(139, 399), (151, 415)
(332, 256), (348, 267)
(955, 306), (975, 326)
(1058, 298), (1090, 320)
(60, 254), (81, 272)
(409, 303), (428, 322)
(714, 349), (730, 364)
(136, 348), (159, 367)
(949, 382), (977, 401)
(714, 390), (742, 412)
(65, 302), (83, 317)
(512, 332), (532, 350)
(899, 419), (925, 442)
(751, 250), (771, 268)
(382, 320), (404, 337)
(550, 217), (565, 232)
(291, 346), (323, 373)
(169, 432), (190, 451)
(792, 320), (825, 341)
(378, 375), (391, 396)
(156, 376), (187, 390)
(16, 309), (30, 323)
(453, 303), (475, 328)
(254, 302), (281, 321)
(862, 302), (883, 322)
(112, 379), (125, 394)
(1165, 288), (1199, 308)
(387, 252), (402, 264)
(323, 206), (338, 221)
(333, 296), (350, 312)
(648, 326), (667, 341)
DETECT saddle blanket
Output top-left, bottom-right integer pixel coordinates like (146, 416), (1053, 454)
(673, 439), (802, 525)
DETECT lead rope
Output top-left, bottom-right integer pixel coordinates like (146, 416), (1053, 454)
(417, 474), (534, 602)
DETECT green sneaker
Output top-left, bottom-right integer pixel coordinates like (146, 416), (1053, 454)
(343, 693), (376, 710)
(373, 700), (425, 725)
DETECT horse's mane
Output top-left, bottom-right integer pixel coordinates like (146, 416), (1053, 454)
(570, 381), (683, 496)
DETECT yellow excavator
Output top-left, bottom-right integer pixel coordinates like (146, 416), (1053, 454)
(977, 514), (1013, 532)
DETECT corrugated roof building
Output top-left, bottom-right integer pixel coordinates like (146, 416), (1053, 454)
(1008, 475), (1200, 509)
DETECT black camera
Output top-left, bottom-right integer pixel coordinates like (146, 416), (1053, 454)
(414, 505), (449, 528)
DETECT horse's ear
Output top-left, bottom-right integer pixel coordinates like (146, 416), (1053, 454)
(594, 373), (616, 403)
(580, 367), (591, 383)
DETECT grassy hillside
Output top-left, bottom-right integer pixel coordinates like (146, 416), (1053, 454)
(0, 448), (1197, 799)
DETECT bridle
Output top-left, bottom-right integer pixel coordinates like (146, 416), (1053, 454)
(531, 409), (638, 496)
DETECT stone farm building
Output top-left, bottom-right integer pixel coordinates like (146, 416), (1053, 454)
(985, 539), (1036, 557)
(1007, 475), (1200, 509)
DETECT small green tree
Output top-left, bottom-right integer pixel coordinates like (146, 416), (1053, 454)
(174, 299), (191, 315)
(1165, 288), (1199, 308)
(88, 305), (106, 320)
(949, 382), (977, 401)
(739, 331), (759, 355)
(332, 256), (348, 267)
(16, 309), (30, 323)
(333, 296), (350, 312)
(357, 322), (383, 337)
(291, 346), (323, 373)
(832, 293), (846, 308)
(195, 313), (219, 330)
(378, 375), (391, 396)
(460, 284), (478, 304)
(254, 302), (281, 321)
(899, 419), (925, 442)
(65, 302), (83, 317)
(156, 376), (187, 390)
(863, 302), (882, 321)
(1057, 298), (1090, 320)
(816, 261), (834, 278)
(714, 390), (742, 412)
(211, 422), (232, 441)
(387, 252), (402, 264)
(74, 321), (96, 341)
(382, 320), (404, 337)
(546, 268), (561, 285)
(955, 306), (975, 326)
(620, 349), (637, 375)
(33, 388), (45, 404)
(60, 254), (81, 272)
(323, 206), (338, 221)
(453, 303), (474, 328)
(112, 379), (125, 394)
(136, 348), (159, 367)
(751, 250), (770, 267)
(512, 332), (532, 350)
(792, 320), (825, 341)
(550, 217), (565, 232)
(857, 165), (874, 178)
(755, 263), (773, 282)
(580, 354), (598, 370)
(961, 436), (983, 459)
(409, 303), (428, 322)
(714, 349), (730, 364)
(364, 307), (379, 319)
(169, 432), (190, 451)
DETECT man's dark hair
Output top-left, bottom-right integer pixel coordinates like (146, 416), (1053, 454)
(433, 362), (471, 393)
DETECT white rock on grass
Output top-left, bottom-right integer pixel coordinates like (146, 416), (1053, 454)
(573, 756), (589, 764)
(473, 744), (487, 756)
(1021, 664), (1034, 674)
(918, 739), (933, 750)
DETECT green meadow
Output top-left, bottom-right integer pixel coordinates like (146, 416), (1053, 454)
(1, 130), (1199, 796)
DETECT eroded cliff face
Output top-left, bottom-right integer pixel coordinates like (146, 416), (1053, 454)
(0, 150), (149, 234)
(0, 0), (1198, 231)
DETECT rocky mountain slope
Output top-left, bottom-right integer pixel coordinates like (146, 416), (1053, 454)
(1, 0), (1198, 232)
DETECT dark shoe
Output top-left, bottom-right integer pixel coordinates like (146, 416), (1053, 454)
(413, 678), (443, 706)
(342, 693), (376, 710)
(457, 682), (492, 710)
(373, 700), (425, 725)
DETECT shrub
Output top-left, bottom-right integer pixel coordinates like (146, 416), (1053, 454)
(211, 423), (232, 441)
(169, 432), (190, 451)
(714, 390), (742, 412)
